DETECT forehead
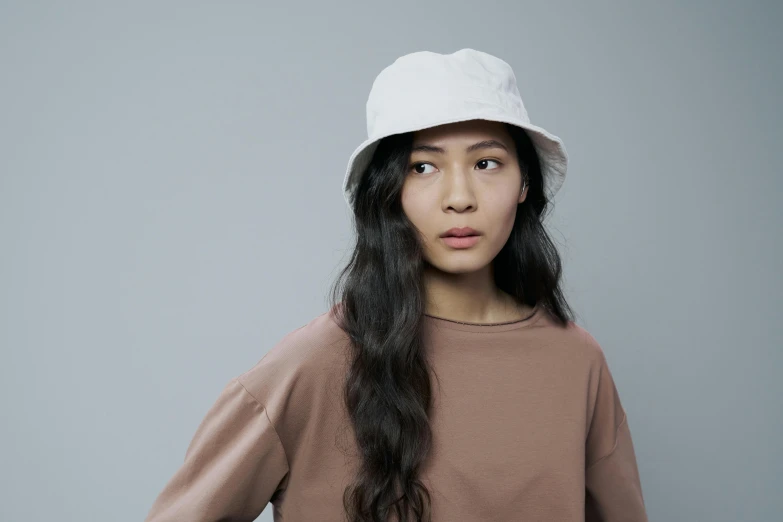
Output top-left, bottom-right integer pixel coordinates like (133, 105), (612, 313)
(411, 119), (512, 146)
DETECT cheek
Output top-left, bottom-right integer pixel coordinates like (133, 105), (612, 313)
(401, 193), (442, 261)
(484, 195), (520, 245)
(401, 192), (431, 232)
(487, 189), (520, 220)
(500, 198), (519, 227)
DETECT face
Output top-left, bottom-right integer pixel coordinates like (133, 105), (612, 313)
(401, 119), (527, 274)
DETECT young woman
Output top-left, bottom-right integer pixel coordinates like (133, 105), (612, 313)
(144, 49), (648, 522)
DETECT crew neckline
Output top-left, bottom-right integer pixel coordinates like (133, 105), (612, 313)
(423, 302), (543, 332)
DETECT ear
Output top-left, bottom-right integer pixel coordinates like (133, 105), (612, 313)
(518, 179), (528, 204)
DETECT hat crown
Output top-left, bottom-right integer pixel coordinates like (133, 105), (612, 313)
(365, 49), (530, 138)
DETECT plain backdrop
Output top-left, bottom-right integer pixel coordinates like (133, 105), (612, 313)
(1, 1), (781, 521)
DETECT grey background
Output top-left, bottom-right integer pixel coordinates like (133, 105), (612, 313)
(1, 1), (781, 521)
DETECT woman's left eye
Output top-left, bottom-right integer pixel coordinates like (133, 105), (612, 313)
(476, 159), (502, 170)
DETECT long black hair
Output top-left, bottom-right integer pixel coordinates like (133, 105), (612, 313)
(327, 121), (575, 522)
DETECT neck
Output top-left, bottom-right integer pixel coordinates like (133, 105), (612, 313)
(421, 262), (530, 323)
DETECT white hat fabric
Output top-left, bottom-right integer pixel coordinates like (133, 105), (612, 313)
(342, 48), (568, 212)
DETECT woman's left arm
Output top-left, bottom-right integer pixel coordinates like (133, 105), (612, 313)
(584, 352), (649, 522)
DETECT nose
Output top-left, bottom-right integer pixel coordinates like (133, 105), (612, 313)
(441, 168), (477, 212)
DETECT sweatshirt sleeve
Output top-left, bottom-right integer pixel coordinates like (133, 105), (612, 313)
(143, 377), (290, 522)
(584, 353), (648, 522)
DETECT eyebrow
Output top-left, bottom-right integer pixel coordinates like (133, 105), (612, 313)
(410, 139), (510, 155)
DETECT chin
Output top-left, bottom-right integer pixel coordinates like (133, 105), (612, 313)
(429, 257), (490, 275)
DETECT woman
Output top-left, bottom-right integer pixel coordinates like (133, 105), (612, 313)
(143, 49), (648, 522)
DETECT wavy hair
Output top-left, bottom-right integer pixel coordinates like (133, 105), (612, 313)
(327, 122), (575, 522)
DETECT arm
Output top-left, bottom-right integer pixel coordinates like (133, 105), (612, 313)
(584, 354), (648, 522)
(143, 378), (289, 522)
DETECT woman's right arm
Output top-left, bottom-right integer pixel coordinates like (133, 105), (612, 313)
(143, 377), (289, 522)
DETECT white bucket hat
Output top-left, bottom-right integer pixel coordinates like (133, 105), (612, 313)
(342, 48), (568, 212)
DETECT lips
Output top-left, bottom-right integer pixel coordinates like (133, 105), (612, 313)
(441, 227), (481, 238)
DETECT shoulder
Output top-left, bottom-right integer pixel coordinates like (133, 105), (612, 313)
(533, 310), (608, 368)
(559, 321), (621, 404)
(542, 319), (619, 414)
(234, 304), (350, 414)
(563, 320), (608, 363)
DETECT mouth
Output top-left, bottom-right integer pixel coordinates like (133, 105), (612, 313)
(440, 234), (482, 249)
(440, 227), (482, 238)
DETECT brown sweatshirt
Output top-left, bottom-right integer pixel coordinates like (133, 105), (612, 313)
(143, 303), (648, 521)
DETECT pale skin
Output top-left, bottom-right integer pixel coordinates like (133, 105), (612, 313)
(401, 119), (536, 324)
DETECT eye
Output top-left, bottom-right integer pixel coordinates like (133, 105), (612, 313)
(411, 162), (436, 175)
(476, 159), (502, 170)
(409, 159), (503, 175)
